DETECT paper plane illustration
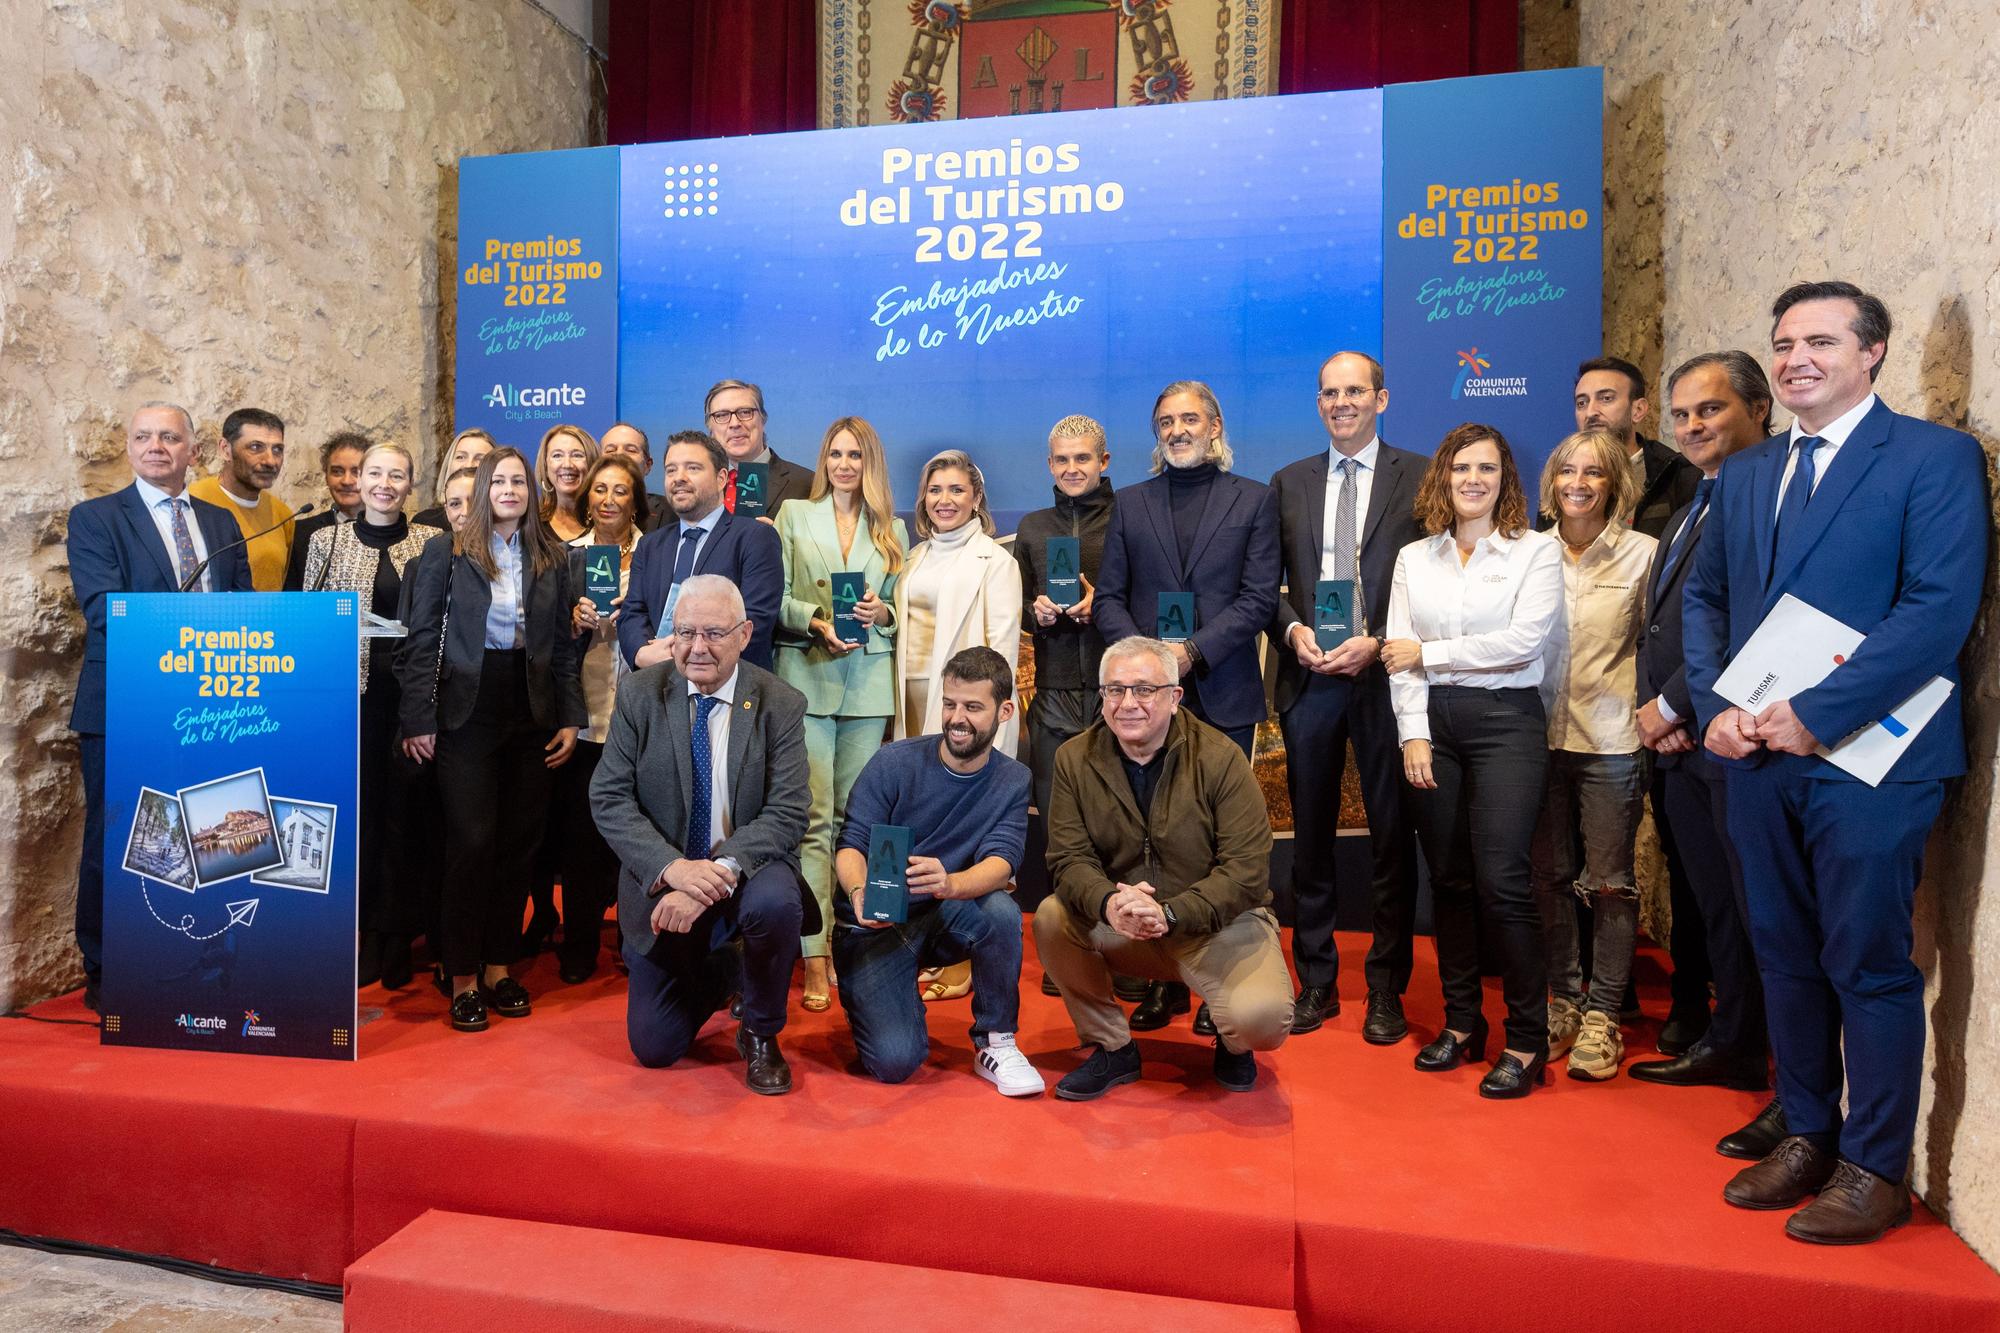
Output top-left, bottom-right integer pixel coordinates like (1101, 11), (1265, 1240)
(224, 899), (260, 929)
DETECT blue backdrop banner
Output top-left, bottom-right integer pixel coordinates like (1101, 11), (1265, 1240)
(102, 593), (359, 1061)
(1382, 69), (1605, 484)
(454, 146), (622, 446)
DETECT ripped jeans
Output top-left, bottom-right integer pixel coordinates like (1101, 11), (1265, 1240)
(1531, 748), (1645, 1016)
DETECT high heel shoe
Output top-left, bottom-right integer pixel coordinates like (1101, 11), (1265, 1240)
(801, 956), (833, 1013)
(1414, 1018), (1488, 1071)
(1478, 1049), (1550, 1099)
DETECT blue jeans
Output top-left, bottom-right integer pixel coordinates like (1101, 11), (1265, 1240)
(832, 889), (1023, 1083)
(1531, 748), (1645, 1015)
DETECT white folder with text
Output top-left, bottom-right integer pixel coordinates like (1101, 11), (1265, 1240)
(1712, 593), (1953, 787)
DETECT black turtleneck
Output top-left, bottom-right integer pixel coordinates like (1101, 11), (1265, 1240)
(355, 514), (412, 631)
(1165, 460), (1219, 563)
(1012, 477), (1117, 691)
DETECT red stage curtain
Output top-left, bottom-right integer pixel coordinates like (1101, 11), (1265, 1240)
(606, 1), (1518, 144)
(608, 0), (818, 145)
(1280, 0), (1519, 94)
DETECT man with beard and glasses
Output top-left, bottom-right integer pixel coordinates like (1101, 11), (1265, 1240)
(832, 646), (1041, 1096)
(189, 406), (294, 590)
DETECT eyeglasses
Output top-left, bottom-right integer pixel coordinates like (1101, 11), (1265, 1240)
(1098, 683), (1174, 702)
(671, 621), (745, 645)
(706, 407), (763, 424)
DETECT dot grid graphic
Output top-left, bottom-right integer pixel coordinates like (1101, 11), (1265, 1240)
(662, 163), (722, 220)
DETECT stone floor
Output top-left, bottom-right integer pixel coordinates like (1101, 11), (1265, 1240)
(0, 1242), (340, 1331)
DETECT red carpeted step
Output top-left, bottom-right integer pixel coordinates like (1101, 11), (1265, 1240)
(344, 1209), (1301, 1332)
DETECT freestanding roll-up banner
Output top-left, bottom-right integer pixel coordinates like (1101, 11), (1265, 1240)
(100, 592), (359, 1061)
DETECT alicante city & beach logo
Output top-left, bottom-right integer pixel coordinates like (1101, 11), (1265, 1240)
(1452, 347), (1529, 400)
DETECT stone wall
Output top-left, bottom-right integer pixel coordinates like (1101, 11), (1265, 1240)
(0, 0), (596, 1008)
(1532, 0), (2000, 1265)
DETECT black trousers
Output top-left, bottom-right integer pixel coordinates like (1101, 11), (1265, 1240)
(434, 651), (553, 976)
(624, 861), (802, 1065)
(1279, 669), (1420, 993)
(1019, 687), (1098, 903)
(1655, 766), (1714, 1018)
(359, 674), (421, 938)
(548, 739), (616, 971)
(1183, 687), (1256, 760)
(1660, 759), (1766, 1058)
(77, 732), (106, 983)
(1413, 686), (1549, 1055)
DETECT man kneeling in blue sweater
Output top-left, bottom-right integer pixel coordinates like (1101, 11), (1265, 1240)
(834, 647), (1042, 1096)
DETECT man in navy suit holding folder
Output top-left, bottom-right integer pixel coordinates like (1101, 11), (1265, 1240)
(68, 402), (255, 1010)
(1684, 281), (1986, 1244)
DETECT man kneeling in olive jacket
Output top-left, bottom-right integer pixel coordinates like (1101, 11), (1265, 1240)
(1037, 635), (1293, 1099)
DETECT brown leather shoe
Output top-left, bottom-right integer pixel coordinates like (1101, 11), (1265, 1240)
(1784, 1161), (1911, 1245)
(1722, 1135), (1837, 1210)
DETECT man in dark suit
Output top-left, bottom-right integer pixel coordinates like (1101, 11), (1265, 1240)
(599, 421), (669, 532)
(1628, 351), (1785, 1159)
(1686, 281), (1987, 1244)
(67, 402), (256, 1010)
(703, 379), (812, 516)
(1269, 351), (1427, 1041)
(592, 574), (813, 1094)
(1575, 355), (1701, 539)
(1094, 380), (1279, 1032)
(618, 431), (784, 671)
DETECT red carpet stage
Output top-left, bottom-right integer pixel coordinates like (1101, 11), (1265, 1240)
(5, 931), (1998, 1331)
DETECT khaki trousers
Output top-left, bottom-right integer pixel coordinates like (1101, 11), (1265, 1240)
(1033, 896), (1294, 1056)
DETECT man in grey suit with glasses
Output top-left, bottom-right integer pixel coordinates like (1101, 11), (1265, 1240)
(592, 574), (814, 1094)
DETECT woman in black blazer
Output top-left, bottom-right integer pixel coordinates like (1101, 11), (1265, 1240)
(400, 447), (587, 1032)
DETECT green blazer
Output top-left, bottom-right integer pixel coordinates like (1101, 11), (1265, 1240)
(773, 495), (907, 717)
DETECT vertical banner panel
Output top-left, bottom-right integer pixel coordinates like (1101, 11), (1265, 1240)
(454, 146), (622, 459)
(102, 593), (359, 1060)
(1382, 68), (1603, 482)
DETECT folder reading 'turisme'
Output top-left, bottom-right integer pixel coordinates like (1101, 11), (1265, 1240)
(1712, 593), (1951, 787)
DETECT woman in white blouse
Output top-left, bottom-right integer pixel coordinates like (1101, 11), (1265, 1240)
(893, 449), (1022, 1002)
(1530, 430), (1657, 1081)
(1381, 424), (1563, 1098)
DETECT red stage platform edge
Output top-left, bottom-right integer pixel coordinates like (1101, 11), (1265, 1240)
(5, 931), (1999, 1332)
(344, 1209), (1302, 1332)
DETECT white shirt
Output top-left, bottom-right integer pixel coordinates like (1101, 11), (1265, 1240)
(1776, 392), (1876, 515)
(1318, 436), (1380, 588)
(1541, 523), (1656, 754)
(660, 504), (725, 628)
(1386, 528), (1564, 743)
(133, 476), (212, 591)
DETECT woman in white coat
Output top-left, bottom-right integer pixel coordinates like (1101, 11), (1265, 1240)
(894, 449), (1022, 757)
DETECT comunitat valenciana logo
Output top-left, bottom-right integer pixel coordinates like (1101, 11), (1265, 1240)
(241, 1009), (277, 1038)
(1451, 347), (1529, 400)
(483, 383), (589, 409)
(175, 1013), (226, 1034)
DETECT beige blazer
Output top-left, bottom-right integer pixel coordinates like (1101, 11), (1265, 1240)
(892, 528), (1022, 756)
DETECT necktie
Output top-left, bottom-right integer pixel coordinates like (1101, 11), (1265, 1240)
(1656, 476), (1713, 596)
(1331, 458), (1359, 584)
(1769, 435), (1823, 583)
(166, 497), (200, 588)
(686, 693), (720, 861)
(671, 525), (703, 586)
(723, 467), (738, 514)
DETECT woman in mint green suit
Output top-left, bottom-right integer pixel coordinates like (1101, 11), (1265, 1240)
(774, 417), (907, 1011)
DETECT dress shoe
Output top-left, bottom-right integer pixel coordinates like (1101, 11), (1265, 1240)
(1213, 1037), (1257, 1092)
(1785, 1161), (1911, 1245)
(1414, 1019), (1488, 1072)
(1656, 1005), (1712, 1056)
(1040, 973), (1061, 997)
(82, 981), (101, 1013)
(481, 976), (532, 1018)
(729, 995), (744, 1020)
(379, 936), (415, 991)
(449, 990), (489, 1032)
(1629, 1040), (1768, 1090)
(1291, 986), (1337, 1034)
(1717, 1098), (1789, 1161)
(735, 1027), (793, 1095)
(1053, 1042), (1142, 1101)
(1129, 981), (1190, 1031)
(1722, 1135), (1837, 1210)
(1478, 1049), (1549, 1099)
(1111, 973), (1150, 1003)
(558, 958), (597, 986)
(1191, 1002), (1217, 1037)
(1362, 990), (1408, 1045)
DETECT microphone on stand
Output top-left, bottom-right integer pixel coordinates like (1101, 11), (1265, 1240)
(179, 502), (317, 592)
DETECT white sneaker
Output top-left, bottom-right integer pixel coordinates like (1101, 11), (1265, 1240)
(976, 1033), (1045, 1097)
